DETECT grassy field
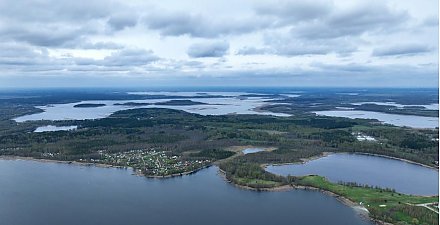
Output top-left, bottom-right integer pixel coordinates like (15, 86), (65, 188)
(296, 175), (439, 225)
(234, 177), (282, 187)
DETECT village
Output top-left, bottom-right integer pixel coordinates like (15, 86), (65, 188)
(99, 149), (211, 177)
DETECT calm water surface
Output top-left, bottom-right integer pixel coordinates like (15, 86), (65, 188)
(242, 148), (265, 154)
(266, 154), (439, 196)
(0, 160), (372, 225)
(34, 125), (78, 132)
(351, 102), (439, 110)
(14, 95), (289, 122)
(314, 110), (439, 128)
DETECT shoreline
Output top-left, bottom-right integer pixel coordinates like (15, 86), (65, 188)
(217, 168), (294, 192)
(260, 151), (333, 169)
(262, 151), (438, 171)
(0, 155), (399, 224)
(141, 165), (212, 178)
(291, 185), (372, 220)
(355, 152), (439, 170)
(0, 156), (123, 169)
(0, 155), (212, 179)
(217, 168), (379, 224)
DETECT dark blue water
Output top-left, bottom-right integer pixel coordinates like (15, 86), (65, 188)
(266, 154), (439, 196)
(0, 160), (372, 225)
(242, 148), (265, 154)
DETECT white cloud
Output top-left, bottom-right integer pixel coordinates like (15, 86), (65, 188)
(0, 0), (437, 87)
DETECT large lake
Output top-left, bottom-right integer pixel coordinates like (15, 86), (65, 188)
(0, 160), (372, 225)
(14, 94), (290, 122)
(12, 91), (438, 130)
(266, 154), (439, 196)
(314, 110), (439, 129)
(351, 102), (439, 110)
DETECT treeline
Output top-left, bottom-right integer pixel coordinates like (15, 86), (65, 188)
(369, 204), (439, 225)
(364, 128), (437, 150)
(336, 181), (396, 192)
(189, 149), (235, 160)
(219, 161), (287, 189)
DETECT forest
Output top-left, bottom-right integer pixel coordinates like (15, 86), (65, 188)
(0, 89), (438, 225)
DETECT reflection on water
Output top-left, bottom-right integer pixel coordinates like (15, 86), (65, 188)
(0, 160), (372, 225)
(34, 125), (78, 132)
(266, 153), (439, 195)
(314, 110), (439, 128)
(242, 148), (265, 154)
(15, 93), (290, 122)
(351, 102), (439, 110)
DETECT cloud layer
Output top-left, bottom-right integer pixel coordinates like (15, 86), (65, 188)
(0, 0), (438, 87)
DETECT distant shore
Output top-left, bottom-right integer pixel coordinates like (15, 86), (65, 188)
(262, 151), (438, 171)
(0, 155), (212, 179)
(355, 152), (439, 170)
(0, 156), (120, 168)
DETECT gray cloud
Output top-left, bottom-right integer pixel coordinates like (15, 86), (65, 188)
(0, 43), (76, 75)
(76, 49), (159, 66)
(0, 0), (437, 88)
(422, 16), (439, 27)
(187, 42), (229, 58)
(373, 43), (432, 56)
(103, 49), (159, 66)
(107, 13), (138, 30)
(238, 2), (406, 57)
(255, 0), (333, 25)
(0, 0), (134, 47)
(311, 62), (378, 73)
(0, 44), (50, 66)
(75, 41), (125, 50)
(277, 42), (355, 56)
(236, 47), (274, 55)
(238, 33), (358, 56)
(0, 24), (86, 47)
(0, 21), (125, 49)
(0, 0), (120, 23)
(0, 44), (159, 75)
(143, 11), (271, 38)
(292, 3), (409, 40)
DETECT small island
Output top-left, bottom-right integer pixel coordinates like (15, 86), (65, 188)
(154, 100), (208, 106)
(73, 103), (106, 108)
(114, 102), (152, 106)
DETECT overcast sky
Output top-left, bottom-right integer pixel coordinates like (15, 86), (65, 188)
(0, 0), (438, 88)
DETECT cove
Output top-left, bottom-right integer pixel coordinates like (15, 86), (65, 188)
(0, 159), (372, 225)
(266, 153), (439, 196)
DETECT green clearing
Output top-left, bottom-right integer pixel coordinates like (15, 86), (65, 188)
(234, 177), (282, 187)
(296, 175), (438, 225)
